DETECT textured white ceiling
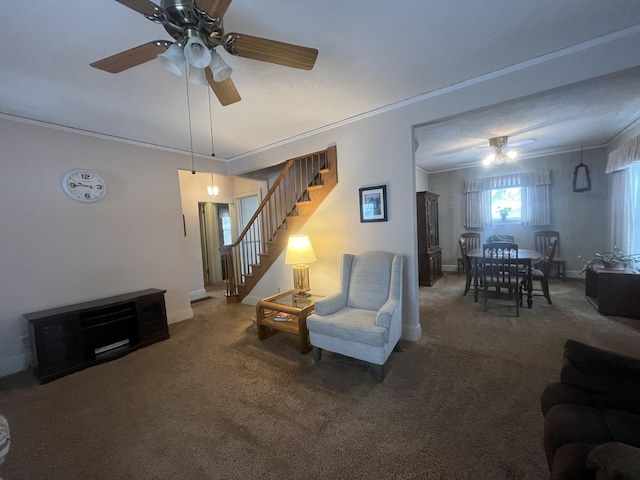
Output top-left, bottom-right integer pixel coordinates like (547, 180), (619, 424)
(1, 1), (640, 170)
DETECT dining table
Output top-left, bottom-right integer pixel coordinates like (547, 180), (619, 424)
(467, 248), (543, 308)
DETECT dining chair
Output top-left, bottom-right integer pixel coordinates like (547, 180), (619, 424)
(486, 234), (515, 243)
(482, 242), (520, 316)
(526, 239), (558, 304)
(534, 231), (566, 279)
(457, 232), (481, 274)
(459, 238), (473, 295)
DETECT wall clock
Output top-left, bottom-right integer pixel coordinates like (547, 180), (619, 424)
(62, 169), (107, 203)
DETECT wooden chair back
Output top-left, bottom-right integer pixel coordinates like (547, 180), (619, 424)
(460, 232), (481, 252)
(535, 231), (560, 257)
(482, 242), (520, 286)
(536, 239), (558, 278)
(486, 234), (515, 243)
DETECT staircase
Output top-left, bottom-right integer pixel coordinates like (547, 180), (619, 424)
(221, 145), (338, 303)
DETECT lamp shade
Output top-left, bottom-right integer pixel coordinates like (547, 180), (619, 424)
(184, 35), (212, 68)
(285, 235), (316, 265)
(158, 43), (185, 76)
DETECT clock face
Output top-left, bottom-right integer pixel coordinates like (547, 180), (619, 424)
(62, 169), (107, 203)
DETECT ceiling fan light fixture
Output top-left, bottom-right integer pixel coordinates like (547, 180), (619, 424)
(187, 65), (208, 86)
(506, 149), (518, 160)
(209, 50), (232, 82)
(483, 153), (496, 165)
(158, 43), (185, 76)
(184, 34), (212, 68)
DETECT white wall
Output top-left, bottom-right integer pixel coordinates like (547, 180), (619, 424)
(0, 118), (222, 376)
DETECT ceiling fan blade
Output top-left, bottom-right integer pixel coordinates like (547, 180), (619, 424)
(90, 41), (169, 73)
(205, 68), (241, 106)
(225, 33), (318, 70)
(115, 0), (162, 16)
(196, 0), (233, 18)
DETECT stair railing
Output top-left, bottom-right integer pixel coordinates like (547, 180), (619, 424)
(221, 149), (329, 299)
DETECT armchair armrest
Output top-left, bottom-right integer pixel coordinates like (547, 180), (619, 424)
(314, 292), (347, 316)
(587, 442), (640, 480)
(376, 297), (398, 329)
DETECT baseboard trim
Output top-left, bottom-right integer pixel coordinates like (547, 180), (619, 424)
(0, 352), (30, 378)
(402, 322), (422, 342)
(168, 307), (193, 324)
(189, 289), (208, 301)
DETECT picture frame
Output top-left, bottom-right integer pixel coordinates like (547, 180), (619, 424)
(359, 185), (388, 222)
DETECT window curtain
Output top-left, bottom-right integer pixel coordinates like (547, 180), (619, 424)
(607, 134), (640, 254)
(464, 178), (491, 228)
(464, 170), (551, 227)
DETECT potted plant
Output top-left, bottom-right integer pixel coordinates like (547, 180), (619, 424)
(579, 246), (640, 273)
(496, 206), (512, 220)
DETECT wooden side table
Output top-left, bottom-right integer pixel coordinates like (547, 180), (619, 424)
(255, 290), (322, 354)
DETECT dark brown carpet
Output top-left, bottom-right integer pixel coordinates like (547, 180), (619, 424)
(1, 275), (639, 479)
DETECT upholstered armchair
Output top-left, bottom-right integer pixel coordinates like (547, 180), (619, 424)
(306, 251), (403, 382)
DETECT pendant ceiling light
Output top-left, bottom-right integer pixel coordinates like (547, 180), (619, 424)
(207, 174), (219, 196)
(483, 136), (518, 166)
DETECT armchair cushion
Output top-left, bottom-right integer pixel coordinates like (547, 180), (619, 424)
(346, 253), (393, 311)
(305, 307), (387, 347)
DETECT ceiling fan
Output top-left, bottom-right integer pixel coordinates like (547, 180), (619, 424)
(481, 136), (535, 166)
(90, 0), (319, 106)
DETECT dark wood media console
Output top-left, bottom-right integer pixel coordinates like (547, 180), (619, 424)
(25, 289), (169, 384)
(585, 267), (640, 318)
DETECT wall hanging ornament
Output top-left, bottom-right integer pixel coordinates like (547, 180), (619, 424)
(572, 147), (591, 193)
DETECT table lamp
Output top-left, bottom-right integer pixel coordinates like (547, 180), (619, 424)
(285, 234), (316, 295)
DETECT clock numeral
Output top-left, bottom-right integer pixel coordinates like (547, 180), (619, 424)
(96, 184), (103, 190)
(84, 193), (91, 199)
(69, 182), (77, 188)
(81, 173), (91, 180)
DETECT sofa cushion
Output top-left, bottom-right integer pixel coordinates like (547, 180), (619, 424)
(306, 308), (388, 347)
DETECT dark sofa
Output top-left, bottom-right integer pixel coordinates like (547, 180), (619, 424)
(541, 339), (640, 479)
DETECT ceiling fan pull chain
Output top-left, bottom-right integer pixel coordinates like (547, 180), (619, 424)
(185, 71), (196, 174)
(208, 87), (215, 156)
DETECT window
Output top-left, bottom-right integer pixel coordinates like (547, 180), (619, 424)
(491, 187), (522, 222)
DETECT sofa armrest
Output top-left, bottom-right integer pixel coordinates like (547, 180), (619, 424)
(541, 381), (596, 417)
(587, 442), (640, 480)
(314, 292), (347, 316)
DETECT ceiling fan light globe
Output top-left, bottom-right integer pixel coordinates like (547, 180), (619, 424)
(209, 51), (232, 82)
(483, 153), (495, 166)
(506, 150), (518, 159)
(184, 35), (212, 68)
(187, 66), (208, 86)
(158, 44), (185, 76)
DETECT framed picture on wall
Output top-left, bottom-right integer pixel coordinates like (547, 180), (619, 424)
(359, 185), (387, 222)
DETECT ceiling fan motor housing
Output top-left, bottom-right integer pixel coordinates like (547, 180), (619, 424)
(160, 0), (224, 48)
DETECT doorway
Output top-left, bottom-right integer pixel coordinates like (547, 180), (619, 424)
(198, 202), (231, 285)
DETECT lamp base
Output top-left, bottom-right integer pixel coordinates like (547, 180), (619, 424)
(292, 264), (311, 294)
